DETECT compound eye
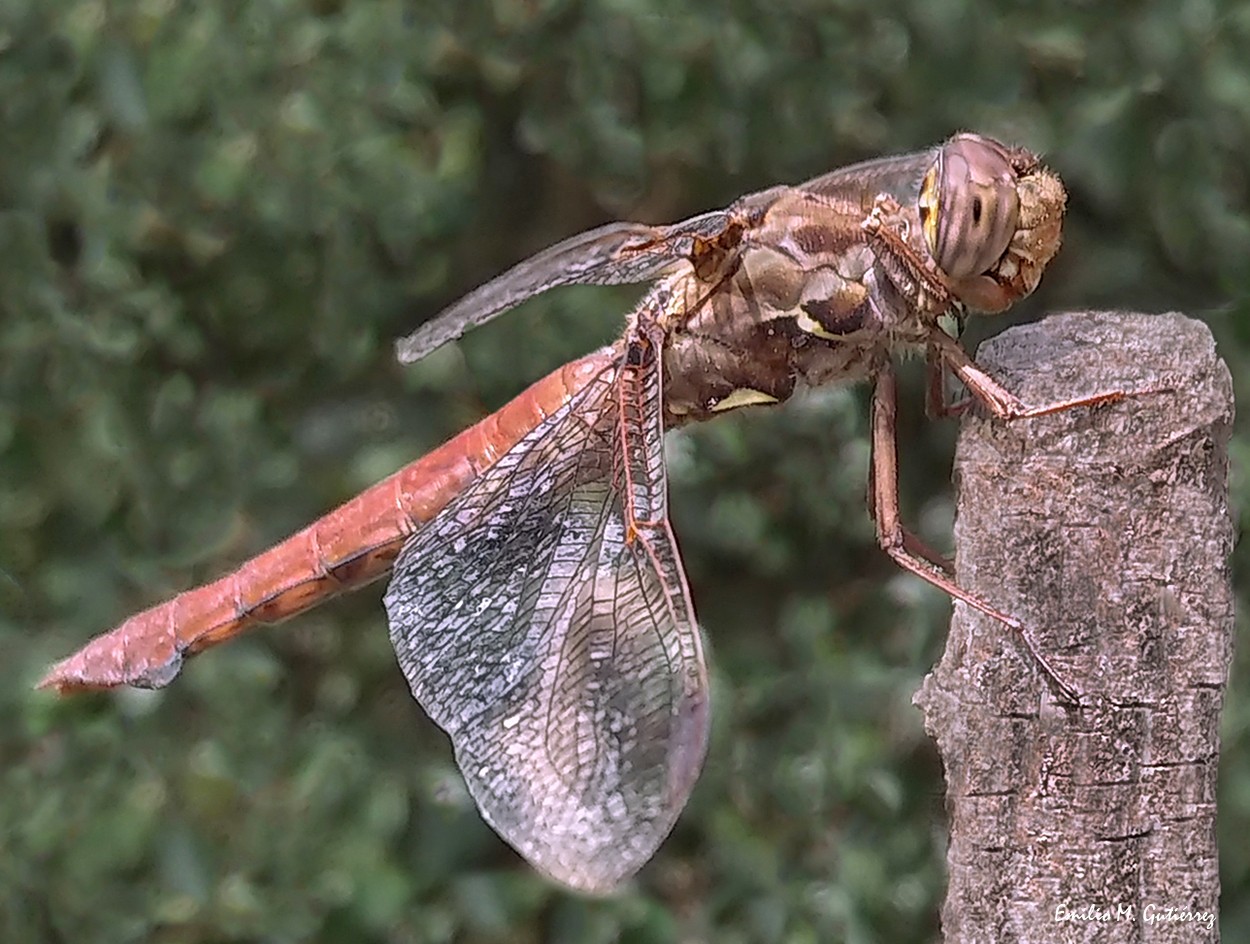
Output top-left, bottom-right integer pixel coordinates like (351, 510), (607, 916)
(923, 134), (1020, 280)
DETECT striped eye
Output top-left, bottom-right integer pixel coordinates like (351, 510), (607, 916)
(922, 135), (1020, 280)
(919, 165), (940, 256)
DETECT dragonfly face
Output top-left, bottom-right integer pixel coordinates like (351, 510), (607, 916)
(42, 133), (1079, 896)
(918, 133), (1067, 315)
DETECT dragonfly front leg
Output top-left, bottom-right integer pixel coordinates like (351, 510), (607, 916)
(925, 328), (1143, 420)
(860, 194), (957, 317)
(869, 362), (1080, 704)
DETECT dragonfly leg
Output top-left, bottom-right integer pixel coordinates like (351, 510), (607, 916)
(924, 344), (976, 421)
(866, 456), (955, 575)
(904, 531), (955, 576)
(926, 328), (1158, 420)
(870, 363), (1080, 704)
(861, 196), (957, 316)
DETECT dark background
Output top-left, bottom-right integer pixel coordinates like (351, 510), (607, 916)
(3, 1), (1248, 941)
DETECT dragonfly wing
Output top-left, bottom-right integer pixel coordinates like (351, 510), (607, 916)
(797, 144), (939, 210)
(396, 211), (733, 364)
(384, 353), (709, 893)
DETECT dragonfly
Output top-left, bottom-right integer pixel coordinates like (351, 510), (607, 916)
(39, 133), (1122, 894)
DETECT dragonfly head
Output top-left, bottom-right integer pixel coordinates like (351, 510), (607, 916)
(920, 133), (1067, 313)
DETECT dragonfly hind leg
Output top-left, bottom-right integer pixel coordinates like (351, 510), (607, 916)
(869, 362), (1081, 705)
(865, 460), (954, 576)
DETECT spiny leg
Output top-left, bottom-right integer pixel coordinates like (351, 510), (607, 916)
(869, 363), (1080, 704)
(926, 328), (1155, 421)
(924, 343), (974, 421)
(860, 196), (956, 319)
(866, 456), (955, 575)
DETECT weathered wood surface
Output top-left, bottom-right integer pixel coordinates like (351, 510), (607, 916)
(915, 312), (1235, 944)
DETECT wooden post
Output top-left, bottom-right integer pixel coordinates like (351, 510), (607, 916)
(914, 312), (1235, 944)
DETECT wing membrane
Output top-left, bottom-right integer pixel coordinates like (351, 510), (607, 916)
(797, 144), (939, 208)
(383, 351), (709, 892)
(395, 212), (732, 364)
(396, 144), (949, 366)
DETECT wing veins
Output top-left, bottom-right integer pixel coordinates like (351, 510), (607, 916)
(450, 370), (619, 735)
(385, 304), (708, 892)
(538, 403), (627, 790)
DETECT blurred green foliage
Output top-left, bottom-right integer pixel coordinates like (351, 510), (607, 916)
(3, 0), (1249, 941)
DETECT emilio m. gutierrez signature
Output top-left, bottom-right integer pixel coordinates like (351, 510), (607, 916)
(1054, 901), (1216, 931)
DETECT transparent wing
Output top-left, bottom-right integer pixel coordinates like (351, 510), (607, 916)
(383, 348), (709, 893)
(397, 143), (951, 365)
(395, 212), (733, 363)
(797, 143), (940, 209)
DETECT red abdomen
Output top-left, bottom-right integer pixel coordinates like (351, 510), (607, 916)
(40, 349), (617, 693)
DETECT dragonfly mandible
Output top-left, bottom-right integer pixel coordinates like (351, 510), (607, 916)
(41, 133), (1120, 893)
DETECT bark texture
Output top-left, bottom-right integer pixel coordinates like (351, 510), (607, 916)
(914, 312), (1235, 944)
